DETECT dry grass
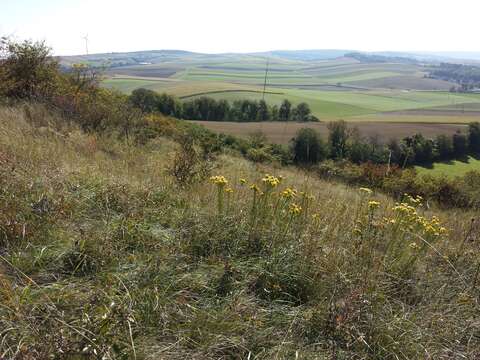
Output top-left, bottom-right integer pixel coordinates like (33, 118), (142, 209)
(1, 104), (479, 359)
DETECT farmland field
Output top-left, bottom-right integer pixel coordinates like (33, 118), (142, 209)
(95, 50), (480, 130)
(190, 120), (467, 145)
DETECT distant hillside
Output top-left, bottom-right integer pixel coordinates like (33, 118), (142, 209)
(61, 49), (480, 69)
(251, 49), (352, 61)
(345, 52), (419, 64)
(60, 49), (201, 68)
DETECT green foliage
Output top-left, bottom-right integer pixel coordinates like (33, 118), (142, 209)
(291, 102), (312, 121)
(328, 120), (350, 159)
(436, 134), (454, 159)
(129, 88), (160, 113)
(278, 99), (291, 121)
(468, 122), (480, 154)
(128, 88), (317, 123)
(291, 127), (327, 165)
(453, 131), (469, 157)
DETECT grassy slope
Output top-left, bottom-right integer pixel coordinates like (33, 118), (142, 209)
(1, 105), (479, 358)
(416, 156), (480, 177)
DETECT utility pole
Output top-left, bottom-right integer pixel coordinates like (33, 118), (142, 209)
(262, 58), (270, 101)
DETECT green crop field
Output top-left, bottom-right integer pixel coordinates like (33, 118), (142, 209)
(416, 156), (480, 177)
(182, 89), (480, 120)
(97, 51), (480, 124)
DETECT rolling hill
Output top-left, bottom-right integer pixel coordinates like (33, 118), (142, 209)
(62, 49), (480, 123)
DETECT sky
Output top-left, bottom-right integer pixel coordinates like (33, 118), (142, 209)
(1, 0), (480, 56)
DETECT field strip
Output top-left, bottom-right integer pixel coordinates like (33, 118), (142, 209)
(110, 75), (182, 82)
(267, 83), (370, 90)
(179, 89), (285, 99)
(189, 120), (468, 144)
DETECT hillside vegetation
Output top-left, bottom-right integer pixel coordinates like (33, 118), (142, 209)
(1, 104), (480, 359)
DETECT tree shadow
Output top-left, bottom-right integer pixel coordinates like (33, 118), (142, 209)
(455, 155), (471, 163)
(469, 153), (480, 161)
(419, 156), (468, 170)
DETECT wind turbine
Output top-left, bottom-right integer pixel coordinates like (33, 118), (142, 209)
(82, 34), (89, 55)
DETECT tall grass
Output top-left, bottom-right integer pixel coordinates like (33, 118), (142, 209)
(0, 104), (479, 359)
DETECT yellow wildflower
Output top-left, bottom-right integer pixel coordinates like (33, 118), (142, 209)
(262, 174), (280, 188)
(289, 203), (302, 215)
(250, 184), (261, 193)
(280, 187), (297, 199)
(409, 242), (420, 250)
(210, 175), (228, 187)
(359, 187), (373, 195)
(368, 200), (380, 210)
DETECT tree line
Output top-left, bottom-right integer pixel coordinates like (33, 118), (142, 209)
(291, 121), (480, 166)
(129, 88), (319, 122)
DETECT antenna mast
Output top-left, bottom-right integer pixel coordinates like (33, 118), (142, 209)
(262, 57), (270, 101)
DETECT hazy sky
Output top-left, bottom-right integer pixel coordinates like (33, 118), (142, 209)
(2, 0), (480, 55)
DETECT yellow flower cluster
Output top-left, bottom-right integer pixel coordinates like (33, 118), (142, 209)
(368, 200), (381, 210)
(391, 201), (447, 237)
(281, 187), (297, 199)
(289, 203), (302, 215)
(392, 202), (417, 217)
(418, 215), (447, 237)
(225, 187), (234, 194)
(262, 174), (281, 188)
(210, 175), (228, 187)
(239, 178), (247, 185)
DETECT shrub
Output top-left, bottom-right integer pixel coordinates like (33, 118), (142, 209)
(246, 147), (275, 163)
(167, 134), (212, 186)
(0, 38), (59, 100)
